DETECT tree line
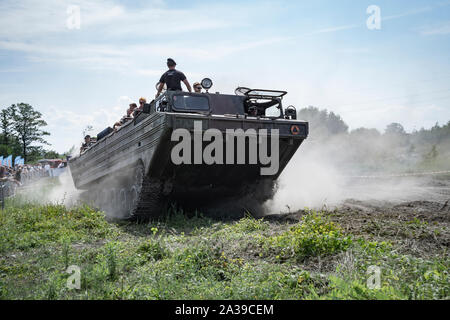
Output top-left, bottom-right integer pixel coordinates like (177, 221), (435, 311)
(0, 103), (60, 163)
(297, 106), (450, 173)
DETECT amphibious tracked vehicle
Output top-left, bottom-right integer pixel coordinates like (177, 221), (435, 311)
(69, 79), (308, 219)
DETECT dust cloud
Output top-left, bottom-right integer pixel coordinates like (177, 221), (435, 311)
(16, 167), (81, 206)
(265, 136), (349, 213)
(265, 132), (450, 214)
(47, 167), (81, 206)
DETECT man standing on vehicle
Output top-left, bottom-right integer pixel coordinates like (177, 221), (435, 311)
(155, 58), (192, 98)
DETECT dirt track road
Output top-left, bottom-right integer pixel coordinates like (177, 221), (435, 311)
(341, 174), (450, 206)
(267, 175), (450, 258)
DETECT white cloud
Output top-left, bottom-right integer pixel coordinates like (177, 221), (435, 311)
(4, 1), (442, 76)
(0, 36), (290, 74)
(304, 24), (358, 36)
(0, 67), (28, 73)
(383, 6), (433, 21)
(296, 5), (437, 38)
(136, 69), (163, 77)
(118, 96), (133, 103)
(0, 0), (289, 74)
(43, 97), (129, 152)
(420, 21), (450, 35)
(336, 47), (369, 54)
(0, 0), (252, 40)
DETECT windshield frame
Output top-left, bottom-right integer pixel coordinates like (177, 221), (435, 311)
(245, 97), (284, 119)
(170, 92), (211, 113)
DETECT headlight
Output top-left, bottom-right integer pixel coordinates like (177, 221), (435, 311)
(201, 78), (213, 90)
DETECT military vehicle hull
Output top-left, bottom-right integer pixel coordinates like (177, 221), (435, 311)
(69, 109), (308, 219)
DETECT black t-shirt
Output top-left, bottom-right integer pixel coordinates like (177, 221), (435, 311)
(159, 69), (186, 91)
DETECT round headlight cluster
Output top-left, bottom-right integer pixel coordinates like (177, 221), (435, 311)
(201, 78), (213, 90)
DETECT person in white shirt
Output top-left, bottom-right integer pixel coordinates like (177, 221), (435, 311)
(44, 163), (51, 177)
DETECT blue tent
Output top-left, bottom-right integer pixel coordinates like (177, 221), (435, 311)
(14, 156), (22, 166)
(6, 155), (12, 167)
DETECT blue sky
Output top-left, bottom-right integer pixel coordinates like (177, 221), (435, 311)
(1, 0), (450, 153)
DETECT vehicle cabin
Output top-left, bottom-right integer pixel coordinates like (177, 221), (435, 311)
(139, 86), (298, 122)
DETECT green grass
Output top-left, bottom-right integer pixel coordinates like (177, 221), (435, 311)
(260, 212), (353, 262)
(0, 202), (112, 253)
(0, 199), (448, 300)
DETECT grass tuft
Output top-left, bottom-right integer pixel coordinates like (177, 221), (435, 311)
(261, 211), (353, 261)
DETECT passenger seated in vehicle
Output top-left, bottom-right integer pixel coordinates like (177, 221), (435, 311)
(129, 103), (138, 114)
(80, 135), (92, 153)
(133, 98), (144, 115)
(130, 98), (145, 118)
(139, 98), (146, 109)
(113, 121), (122, 131)
(113, 103), (136, 132)
(245, 99), (279, 117)
(193, 82), (202, 93)
(113, 98), (147, 132)
(120, 107), (134, 124)
(248, 106), (258, 116)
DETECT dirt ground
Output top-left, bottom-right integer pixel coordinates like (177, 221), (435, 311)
(266, 175), (450, 259)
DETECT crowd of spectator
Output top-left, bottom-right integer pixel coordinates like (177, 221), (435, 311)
(0, 161), (66, 198)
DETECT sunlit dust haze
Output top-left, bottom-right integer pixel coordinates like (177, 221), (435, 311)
(17, 168), (81, 206)
(265, 121), (450, 214)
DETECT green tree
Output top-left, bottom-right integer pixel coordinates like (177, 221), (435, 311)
(0, 106), (15, 145)
(26, 146), (45, 163)
(385, 123), (406, 135)
(425, 145), (438, 161)
(298, 106), (348, 139)
(0, 134), (22, 158)
(11, 103), (50, 162)
(327, 111), (348, 135)
(43, 150), (61, 159)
